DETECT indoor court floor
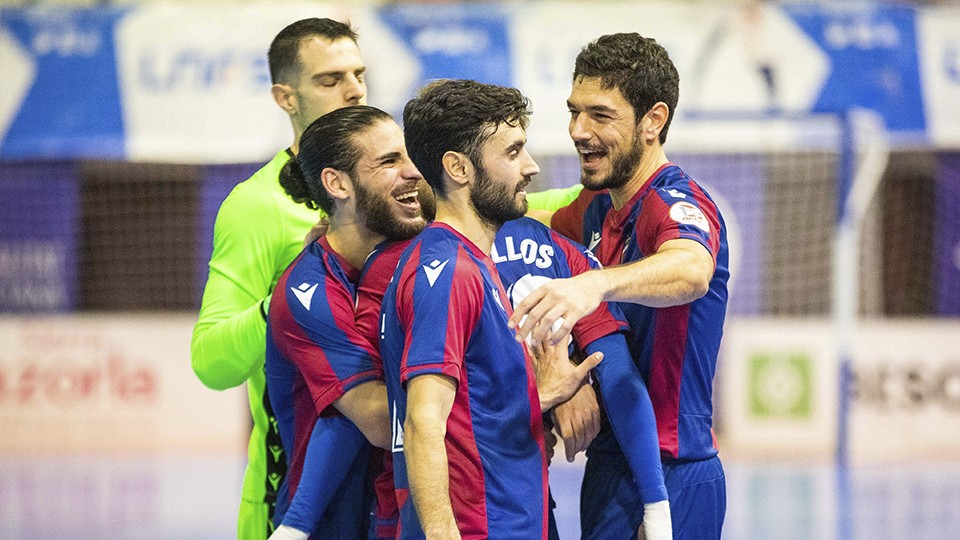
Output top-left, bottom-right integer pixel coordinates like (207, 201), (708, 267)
(2, 453), (959, 539)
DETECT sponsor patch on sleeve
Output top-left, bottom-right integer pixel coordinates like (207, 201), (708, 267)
(668, 202), (710, 232)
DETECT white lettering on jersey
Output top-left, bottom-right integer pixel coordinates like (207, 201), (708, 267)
(291, 282), (318, 310)
(422, 259), (449, 287)
(668, 202), (710, 232)
(491, 237), (555, 269)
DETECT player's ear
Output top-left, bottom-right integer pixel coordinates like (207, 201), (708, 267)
(441, 151), (472, 188)
(272, 83), (297, 116)
(321, 168), (351, 202)
(641, 102), (669, 145)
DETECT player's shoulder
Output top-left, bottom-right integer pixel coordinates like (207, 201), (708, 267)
(218, 151), (290, 215)
(649, 163), (709, 202)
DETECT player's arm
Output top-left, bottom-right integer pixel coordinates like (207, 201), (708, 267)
(333, 380), (391, 450)
(404, 373), (461, 540)
(191, 188), (283, 390)
(510, 238), (713, 345)
(586, 332), (671, 539)
(272, 415), (369, 539)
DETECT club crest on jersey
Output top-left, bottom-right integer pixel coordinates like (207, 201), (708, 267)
(669, 202), (710, 232)
(291, 282), (318, 310)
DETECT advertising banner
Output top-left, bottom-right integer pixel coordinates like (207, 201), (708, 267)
(0, 315), (246, 453)
(720, 319), (960, 460)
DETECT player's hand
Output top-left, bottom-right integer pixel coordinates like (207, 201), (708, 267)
(530, 340), (602, 411)
(508, 272), (606, 346)
(639, 500), (672, 540)
(551, 384), (600, 462)
(302, 216), (329, 247)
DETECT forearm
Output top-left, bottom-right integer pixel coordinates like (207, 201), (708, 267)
(586, 334), (667, 504)
(191, 297), (267, 390)
(595, 241), (712, 308)
(282, 416), (368, 533)
(405, 418), (458, 538)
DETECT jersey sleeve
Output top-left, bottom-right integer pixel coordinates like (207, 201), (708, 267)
(586, 333), (668, 505)
(281, 415), (368, 533)
(551, 230), (629, 348)
(191, 180), (287, 390)
(274, 270), (381, 415)
(396, 249), (481, 386)
(642, 183), (722, 264)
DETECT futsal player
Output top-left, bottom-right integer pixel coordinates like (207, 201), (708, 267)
(493, 216), (672, 540)
(380, 79), (599, 539)
(264, 105), (427, 539)
(509, 33), (730, 539)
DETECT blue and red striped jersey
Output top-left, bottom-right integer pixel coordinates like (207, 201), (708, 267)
(493, 217), (628, 347)
(265, 236), (381, 529)
(380, 222), (548, 540)
(582, 163), (730, 461)
(355, 239), (412, 540)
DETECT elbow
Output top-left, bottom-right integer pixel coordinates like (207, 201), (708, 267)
(684, 275), (710, 303)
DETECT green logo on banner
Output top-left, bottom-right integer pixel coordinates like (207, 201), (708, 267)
(748, 352), (813, 418)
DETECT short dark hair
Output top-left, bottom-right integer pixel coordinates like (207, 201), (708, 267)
(403, 79), (532, 198)
(574, 33), (679, 144)
(280, 105), (392, 215)
(269, 18), (358, 85)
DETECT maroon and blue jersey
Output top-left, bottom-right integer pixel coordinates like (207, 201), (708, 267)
(356, 240), (412, 540)
(380, 222), (548, 540)
(492, 217), (628, 347)
(265, 236), (381, 534)
(493, 217), (668, 505)
(582, 163), (729, 461)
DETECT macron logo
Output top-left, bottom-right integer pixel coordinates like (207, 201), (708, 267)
(588, 231), (602, 251)
(422, 259), (449, 287)
(291, 282), (319, 310)
(391, 401), (404, 453)
(666, 188), (686, 199)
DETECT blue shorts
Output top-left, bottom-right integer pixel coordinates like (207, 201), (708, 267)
(581, 453), (725, 540)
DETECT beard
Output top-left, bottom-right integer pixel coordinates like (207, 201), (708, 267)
(581, 131), (644, 191)
(355, 180), (425, 241)
(470, 164), (529, 229)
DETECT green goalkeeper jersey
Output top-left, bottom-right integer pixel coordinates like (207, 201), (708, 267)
(191, 148), (582, 518)
(192, 149), (321, 507)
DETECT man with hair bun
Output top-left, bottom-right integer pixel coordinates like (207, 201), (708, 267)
(265, 105), (426, 540)
(191, 18), (368, 539)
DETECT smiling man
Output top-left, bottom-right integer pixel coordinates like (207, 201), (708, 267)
(509, 34), (730, 539)
(380, 79), (600, 539)
(264, 105), (427, 540)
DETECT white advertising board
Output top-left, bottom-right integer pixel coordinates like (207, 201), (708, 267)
(0, 314), (246, 454)
(720, 318), (960, 461)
